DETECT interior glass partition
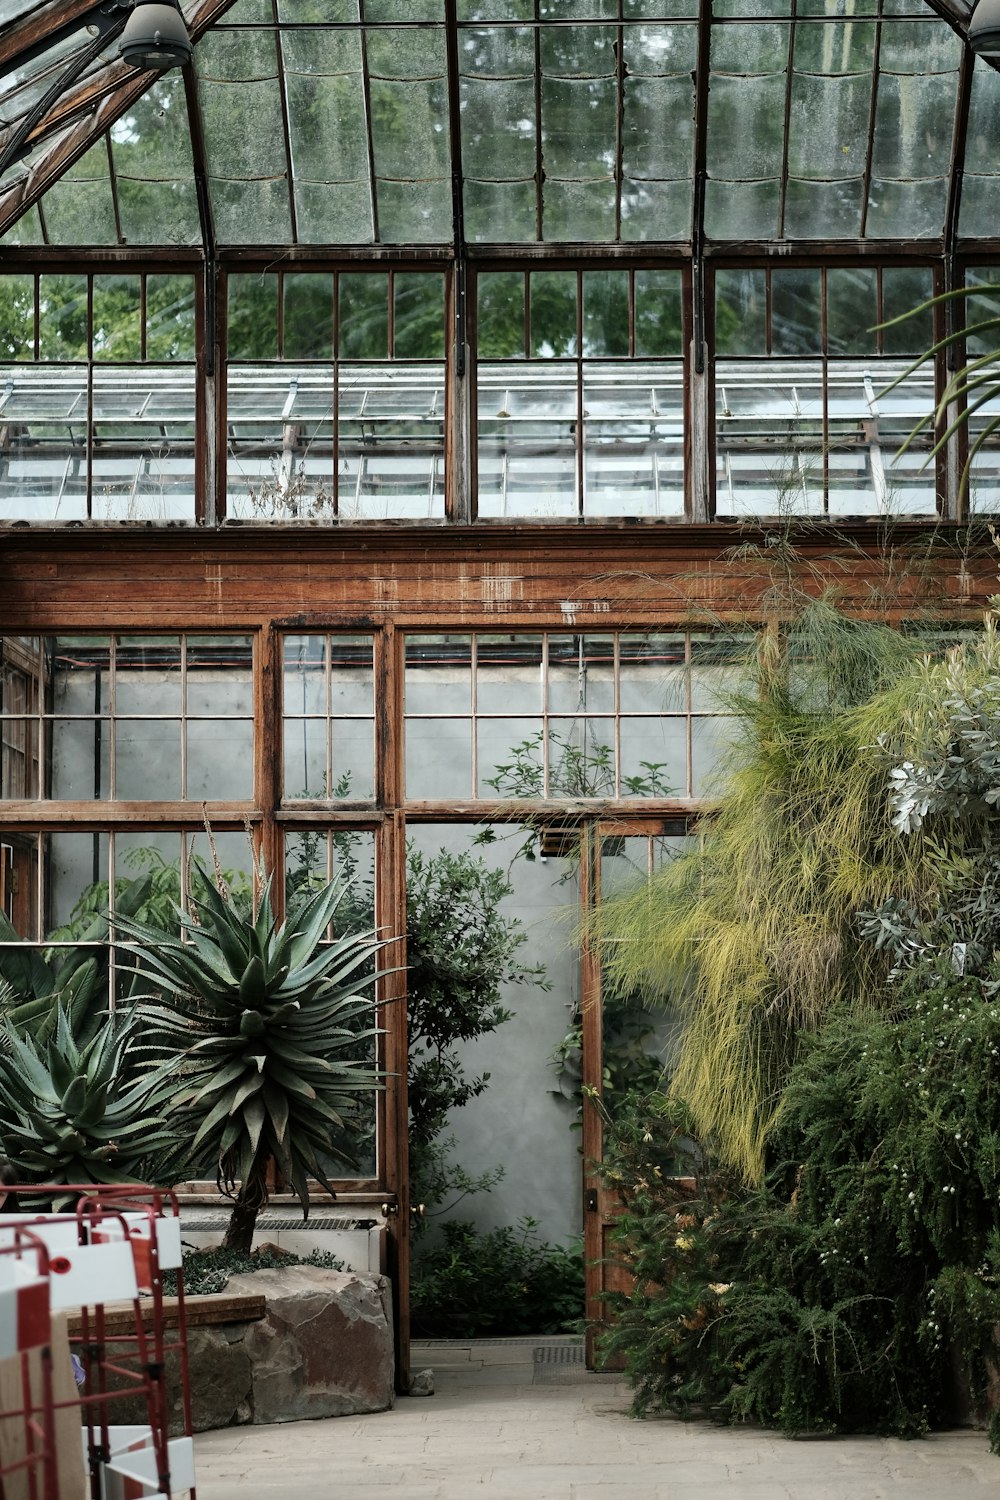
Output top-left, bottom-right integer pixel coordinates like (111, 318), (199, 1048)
(475, 268), (687, 519)
(403, 630), (748, 802)
(0, 634), (254, 803)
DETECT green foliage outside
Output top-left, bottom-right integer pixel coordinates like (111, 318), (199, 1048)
(410, 1217), (584, 1339)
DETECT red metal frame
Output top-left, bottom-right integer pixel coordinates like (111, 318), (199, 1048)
(0, 1185), (195, 1500)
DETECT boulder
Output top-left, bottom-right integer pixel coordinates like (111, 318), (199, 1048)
(94, 1268), (394, 1432)
(225, 1266), (395, 1424)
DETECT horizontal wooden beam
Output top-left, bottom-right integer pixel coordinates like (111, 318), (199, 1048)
(0, 520), (992, 634)
(0, 801), (260, 826)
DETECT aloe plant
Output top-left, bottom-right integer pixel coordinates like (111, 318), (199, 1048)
(114, 859), (385, 1251)
(0, 875), (152, 1045)
(0, 1003), (176, 1198)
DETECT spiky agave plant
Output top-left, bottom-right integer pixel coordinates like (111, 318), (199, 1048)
(114, 859), (385, 1252)
(0, 875), (152, 1045)
(0, 1003), (176, 1199)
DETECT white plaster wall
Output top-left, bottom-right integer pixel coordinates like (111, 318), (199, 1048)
(407, 822), (585, 1249)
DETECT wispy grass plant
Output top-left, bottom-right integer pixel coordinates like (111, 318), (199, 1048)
(595, 599), (997, 1182)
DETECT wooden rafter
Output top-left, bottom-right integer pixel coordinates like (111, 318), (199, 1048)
(0, 0), (104, 73)
(0, 0), (242, 240)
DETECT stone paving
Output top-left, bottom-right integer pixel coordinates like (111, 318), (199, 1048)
(191, 1337), (1000, 1499)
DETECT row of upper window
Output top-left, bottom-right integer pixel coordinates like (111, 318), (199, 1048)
(0, 630), (748, 805)
(5, 264), (992, 364)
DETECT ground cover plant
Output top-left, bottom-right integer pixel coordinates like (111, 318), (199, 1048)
(163, 1244), (346, 1297)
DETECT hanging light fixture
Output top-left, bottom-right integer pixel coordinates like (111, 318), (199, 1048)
(119, 0), (192, 71)
(968, 0), (1000, 56)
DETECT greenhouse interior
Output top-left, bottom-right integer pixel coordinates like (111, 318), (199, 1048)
(3, 0), (1000, 1420)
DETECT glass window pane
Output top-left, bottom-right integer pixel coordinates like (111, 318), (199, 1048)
(582, 271), (628, 357)
(771, 269), (822, 355)
(548, 634), (615, 713)
(583, 362), (684, 518)
(187, 638), (253, 717)
(478, 273), (526, 359)
(827, 269), (877, 356)
(530, 272), (577, 357)
(476, 635), (543, 714)
(405, 635), (472, 712)
(715, 270), (765, 356)
(407, 717), (473, 797)
(37, 276), (88, 362)
(339, 274), (389, 359)
(881, 267), (933, 355)
(187, 719), (254, 799)
(115, 637), (182, 715)
(284, 275), (333, 359)
(92, 277), (142, 361)
(393, 274), (445, 359)
(228, 274), (279, 359)
(146, 276), (197, 361)
(634, 270), (683, 357)
(115, 720), (182, 798)
(0, 276), (35, 360)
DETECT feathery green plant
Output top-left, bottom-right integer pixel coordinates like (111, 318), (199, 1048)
(114, 857), (385, 1251)
(880, 282), (1000, 501)
(593, 600), (981, 1182)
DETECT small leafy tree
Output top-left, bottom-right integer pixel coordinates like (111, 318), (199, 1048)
(114, 858), (385, 1252)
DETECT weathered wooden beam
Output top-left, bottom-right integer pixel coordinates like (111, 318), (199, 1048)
(0, 0), (102, 73)
(0, 522), (992, 634)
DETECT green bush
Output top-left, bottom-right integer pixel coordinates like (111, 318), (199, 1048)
(410, 1217), (584, 1338)
(596, 989), (1000, 1449)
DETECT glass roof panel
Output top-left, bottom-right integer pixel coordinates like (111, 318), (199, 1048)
(199, 27), (292, 243)
(960, 59), (1000, 238)
(0, 0), (997, 249)
(0, 2), (50, 23)
(38, 139), (117, 245)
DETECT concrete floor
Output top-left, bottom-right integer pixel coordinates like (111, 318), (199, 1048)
(191, 1337), (1000, 1499)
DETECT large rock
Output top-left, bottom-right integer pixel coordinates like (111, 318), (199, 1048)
(97, 1268), (394, 1432)
(226, 1266), (395, 1424)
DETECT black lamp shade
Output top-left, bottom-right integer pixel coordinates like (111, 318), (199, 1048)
(969, 0), (1000, 56)
(119, 1), (193, 70)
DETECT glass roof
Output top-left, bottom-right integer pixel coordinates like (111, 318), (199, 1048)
(0, 0), (992, 249)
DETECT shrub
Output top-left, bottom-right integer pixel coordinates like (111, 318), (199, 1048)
(596, 992), (1000, 1449)
(410, 1217), (584, 1339)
